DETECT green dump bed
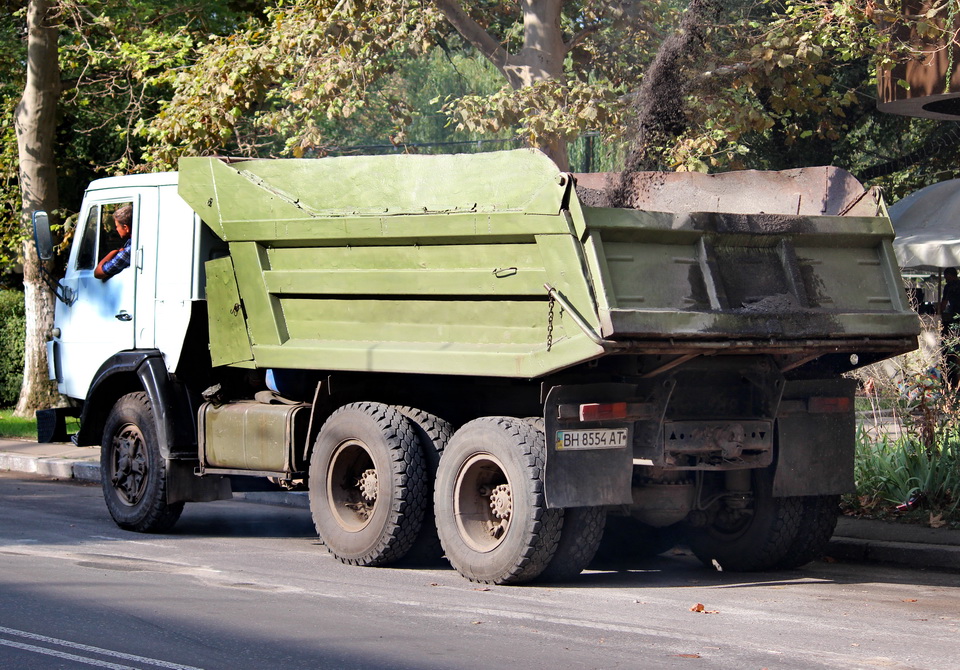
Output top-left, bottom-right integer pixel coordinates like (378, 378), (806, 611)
(178, 149), (918, 379)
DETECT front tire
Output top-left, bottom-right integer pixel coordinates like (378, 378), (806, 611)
(309, 402), (427, 566)
(100, 392), (183, 533)
(435, 417), (562, 585)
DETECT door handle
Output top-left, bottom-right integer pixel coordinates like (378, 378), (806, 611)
(115, 311), (132, 322)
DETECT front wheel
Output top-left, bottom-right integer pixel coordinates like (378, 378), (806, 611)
(435, 417), (562, 585)
(100, 392), (183, 533)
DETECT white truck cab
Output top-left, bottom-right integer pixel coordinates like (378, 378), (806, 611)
(48, 173), (214, 399)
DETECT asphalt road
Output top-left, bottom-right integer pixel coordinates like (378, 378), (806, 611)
(1, 471), (958, 670)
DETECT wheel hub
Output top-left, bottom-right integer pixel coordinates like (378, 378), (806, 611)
(454, 453), (513, 552)
(327, 440), (378, 532)
(111, 425), (147, 506)
(488, 484), (512, 520)
(358, 468), (378, 503)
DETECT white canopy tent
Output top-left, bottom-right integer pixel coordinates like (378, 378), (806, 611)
(889, 178), (960, 271)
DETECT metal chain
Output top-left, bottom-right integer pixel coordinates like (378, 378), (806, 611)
(546, 294), (555, 351)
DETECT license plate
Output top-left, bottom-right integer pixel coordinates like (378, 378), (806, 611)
(555, 428), (629, 451)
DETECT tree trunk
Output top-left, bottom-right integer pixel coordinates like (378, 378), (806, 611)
(14, 0), (61, 418)
(435, 0), (570, 170)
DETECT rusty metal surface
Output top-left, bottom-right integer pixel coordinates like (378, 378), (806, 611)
(573, 167), (878, 216)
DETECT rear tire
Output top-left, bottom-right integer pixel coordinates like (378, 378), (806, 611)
(536, 506), (606, 582)
(101, 392), (183, 533)
(687, 469), (803, 572)
(435, 417), (562, 584)
(394, 406), (453, 565)
(775, 495), (840, 569)
(522, 417), (605, 582)
(309, 403), (427, 566)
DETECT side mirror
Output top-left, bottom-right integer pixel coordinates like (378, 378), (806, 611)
(33, 210), (54, 261)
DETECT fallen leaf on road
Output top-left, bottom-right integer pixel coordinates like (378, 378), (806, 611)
(674, 654), (701, 658)
(929, 513), (946, 529)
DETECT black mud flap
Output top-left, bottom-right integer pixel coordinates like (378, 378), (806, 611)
(774, 378), (857, 497)
(166, 460), (232, 504)
(542, 383), (654, 508)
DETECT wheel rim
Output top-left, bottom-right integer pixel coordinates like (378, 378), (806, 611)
(110, 423), (148, 506)
(327, 440), (379, 532)
(453, 452), (512, 553)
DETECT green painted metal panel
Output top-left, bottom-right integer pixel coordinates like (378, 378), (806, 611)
(229, 242), (287, 347)
(179, 149), (917, 380)
(179, 149), (569, 244)
(576, 204), (920, 343)
(251, 331), (604, 379)
(204, 256), (253, 367)
(264, 268), (548, 296)
(263, 242), (548, 296)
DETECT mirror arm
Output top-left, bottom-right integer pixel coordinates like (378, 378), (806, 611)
(37, 263), (74, 305)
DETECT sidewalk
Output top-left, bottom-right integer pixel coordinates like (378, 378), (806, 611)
(1, 438), (958, 572)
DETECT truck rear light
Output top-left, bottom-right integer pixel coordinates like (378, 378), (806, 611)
(808, 397), (852, 413)
(579, 402), (628, 421)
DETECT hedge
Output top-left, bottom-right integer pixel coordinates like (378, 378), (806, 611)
(0, 290), (25, 406)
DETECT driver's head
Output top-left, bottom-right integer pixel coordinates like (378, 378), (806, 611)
(114, 205), (133, 238)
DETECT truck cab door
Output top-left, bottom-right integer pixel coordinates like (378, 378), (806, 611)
(54, 195), (142, 399)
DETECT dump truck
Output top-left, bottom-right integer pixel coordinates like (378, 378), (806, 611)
(32, 149), (919, 584)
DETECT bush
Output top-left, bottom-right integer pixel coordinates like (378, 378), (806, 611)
(850, 427), (960, 519)
(0, 290), (25, 406)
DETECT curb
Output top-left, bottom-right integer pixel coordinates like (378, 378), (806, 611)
(828, 537), (960, 572)
(0, 452), (99, 483)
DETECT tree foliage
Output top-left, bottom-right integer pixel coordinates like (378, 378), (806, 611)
(139, 0), (444, 167)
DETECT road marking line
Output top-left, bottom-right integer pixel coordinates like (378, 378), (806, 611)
(0, 639), (141, 669)
(0, 626), (203, 670)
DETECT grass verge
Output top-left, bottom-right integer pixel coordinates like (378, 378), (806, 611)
(0, 408), (37, 439)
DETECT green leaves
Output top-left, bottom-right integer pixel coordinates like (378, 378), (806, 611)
(441, 79), (625, 146)
(139, 0), (443, 166)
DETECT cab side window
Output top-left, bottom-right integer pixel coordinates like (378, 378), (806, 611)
(98, 202), (133, 263)
(75, 206), (100, 270)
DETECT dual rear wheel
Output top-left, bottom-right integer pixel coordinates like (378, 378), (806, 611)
(309, 409), (604, 584)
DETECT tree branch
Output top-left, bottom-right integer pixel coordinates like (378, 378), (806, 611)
(564, 23), (600, 52)
(433, 0), (512, 77)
